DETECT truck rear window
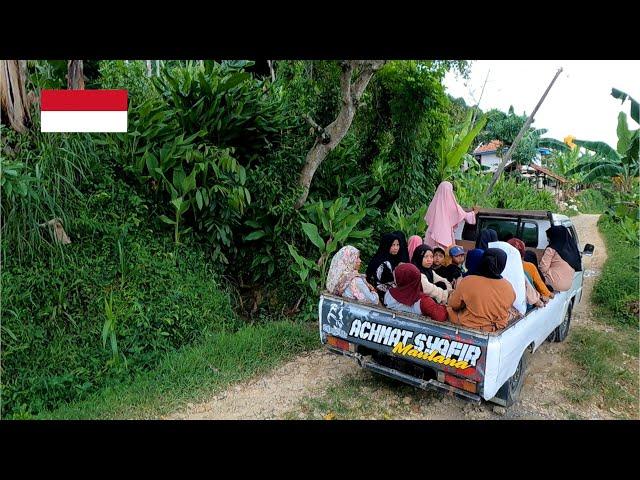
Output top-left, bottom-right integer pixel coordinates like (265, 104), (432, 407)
(521, 222), (538, 247)
(480, 218), (518, 241)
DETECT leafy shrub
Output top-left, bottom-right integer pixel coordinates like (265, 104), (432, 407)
(574, 188), (609, 214)
(0, 123), (106, 262)
(1, 178), (239, 418)
(455, 175), (557, 211)
(98, 60), (158, 107)
(288, 197), (372, 297)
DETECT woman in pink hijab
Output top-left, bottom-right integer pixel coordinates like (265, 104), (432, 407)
(424, 181), (479, 250)
(407, 235), (423, 261)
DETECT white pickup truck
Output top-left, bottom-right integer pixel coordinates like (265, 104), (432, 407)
(318, 208), (595, 407)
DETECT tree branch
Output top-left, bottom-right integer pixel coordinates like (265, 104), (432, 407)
(303, 114), (331, 144)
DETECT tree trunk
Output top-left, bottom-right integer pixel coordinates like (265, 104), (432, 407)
(67, 60), (85, 89)
(267, 60), (275, 82)
(0, 60), (31, 133)
(294, 60), (385, 209)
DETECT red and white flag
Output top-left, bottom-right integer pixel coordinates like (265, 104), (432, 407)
(40, 90), (128, 132)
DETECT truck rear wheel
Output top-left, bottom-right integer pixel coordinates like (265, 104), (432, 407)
(493, 349), (530, 408)
(550, 301), (572, 343)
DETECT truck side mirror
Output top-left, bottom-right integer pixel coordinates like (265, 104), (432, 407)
(582, 243), (594, 256)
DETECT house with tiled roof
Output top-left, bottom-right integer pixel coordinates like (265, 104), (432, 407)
(472, 140), (551, 172)
(472, 140), (504, 172)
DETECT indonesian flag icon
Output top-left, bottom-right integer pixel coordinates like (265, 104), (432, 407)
(40, 89), (128, 132)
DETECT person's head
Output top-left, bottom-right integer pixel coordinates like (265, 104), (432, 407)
(503, 232), (514, 242)
(438, 181), (454, 195)
(326, 245), (361, 294)
(523, 250), (539, 266)
(449, 245), (465, 266)
(433, 247), (446, 266)
(507, 238), (526, 259)
(477, 248), (508, 279)
(476, 228), (498, 250)
(394, 262), (421, 287)
(389, 263), (424, 306)
(390, 239), (400, 255)
(411, 244), (434, 271)
(407, 235), (423, 260)
(465, 248), (485, 275)
(376, 233), (401, 257)
(546, 225), (569, 244)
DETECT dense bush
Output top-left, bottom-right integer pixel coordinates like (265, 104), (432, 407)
(455, 174), (557, 211)
(1, 177), (238, 417)
(574, 188), (609, 214)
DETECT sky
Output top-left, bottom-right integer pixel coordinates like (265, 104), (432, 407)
(443, 60), (640, 149)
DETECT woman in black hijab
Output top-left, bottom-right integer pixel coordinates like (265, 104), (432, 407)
(476, 248), (508, 279)
(546, 226), (582, 272)
(476, 228), (498, 250)
(411, 244), (450, 303)
(366, 232), (402, 301)
(391, 230), (410, 263)
(539, 225), (582, 292)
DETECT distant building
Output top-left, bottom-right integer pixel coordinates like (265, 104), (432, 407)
(473, 140), (504, 172)
(472, 140), (552, 172)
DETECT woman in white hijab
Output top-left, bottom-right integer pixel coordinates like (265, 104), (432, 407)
(488, 240), (527, 315)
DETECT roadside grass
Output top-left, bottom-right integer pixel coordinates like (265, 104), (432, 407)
(563, 216), (639, 419)
(564, 322), (638, 418)
(33, 320), (318, 420)
(592, 216), (639, 327)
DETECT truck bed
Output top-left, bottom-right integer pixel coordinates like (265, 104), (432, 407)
(319, 290), (572, 402)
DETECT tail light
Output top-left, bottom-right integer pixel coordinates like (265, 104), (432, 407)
(437, 371), (477, 394)
(327, 336), (355, 352)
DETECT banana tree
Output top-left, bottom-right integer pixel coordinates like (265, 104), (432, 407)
(568, 112), (639, 194)
(435, 109), (487, 182)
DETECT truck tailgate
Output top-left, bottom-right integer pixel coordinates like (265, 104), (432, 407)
(319, 295), (489, 385)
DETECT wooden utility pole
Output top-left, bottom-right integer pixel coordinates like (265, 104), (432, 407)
(483, 68), (563, 198)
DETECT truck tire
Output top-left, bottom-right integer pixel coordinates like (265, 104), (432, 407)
(550, 301), (573, 343)
(493, 349), (530, 408)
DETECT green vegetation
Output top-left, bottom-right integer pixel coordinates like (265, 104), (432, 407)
(563, 214), (639, 419)
(36, 321), (318, 420)
(1, 59), (563, 419)
(593, 215), (639, 325)
(566, 325), (638, 418)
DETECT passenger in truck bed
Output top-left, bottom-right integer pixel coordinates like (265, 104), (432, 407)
(488, 241), (528, 315)
(540, 225), (582, 292)
(366, 232), (403, 302)
(508, 238), (554, 302)
(326, 245), (379, 305)
(410, 244), (451, 304)
(384, 263), (448, 322)
(446, 249), (518, 332)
